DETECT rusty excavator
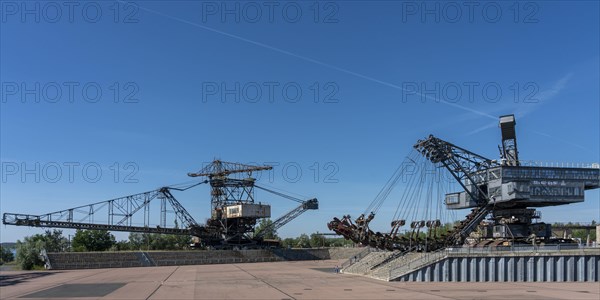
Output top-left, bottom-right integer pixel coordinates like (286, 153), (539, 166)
(328, 115), (599, 252)
(3, 160), (318, 248)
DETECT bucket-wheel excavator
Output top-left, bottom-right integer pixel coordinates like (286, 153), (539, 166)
(3, 160), (318, 248)
(329, 115), (599, 251)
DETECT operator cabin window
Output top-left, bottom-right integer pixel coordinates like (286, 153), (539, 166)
(446, 193), (460, 205)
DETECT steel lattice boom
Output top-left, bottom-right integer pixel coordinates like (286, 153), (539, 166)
(414, 134), (499, 205)
(187, 160), (272, 178)
(2, 185), (216, 238)
(254, 198), (318, 240)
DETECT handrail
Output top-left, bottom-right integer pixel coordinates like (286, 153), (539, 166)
(341, 247), (372, 269)
(370, 248), (414, 270)
(517, 161), (600, 168)
(388, 249), (445, 280)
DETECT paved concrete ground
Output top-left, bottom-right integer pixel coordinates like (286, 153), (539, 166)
(1, 259), (598, 299)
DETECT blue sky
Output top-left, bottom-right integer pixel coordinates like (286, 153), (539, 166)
(1, 1), (599, 242)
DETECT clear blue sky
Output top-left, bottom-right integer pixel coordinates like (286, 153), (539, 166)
(1, 1), (598, 242)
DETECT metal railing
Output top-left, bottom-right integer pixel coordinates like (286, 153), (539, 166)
(518, 161), (599, 169)
(388, 249), (446, 280)
(445, 244), (598, 255)
(341, 247), (374, 269)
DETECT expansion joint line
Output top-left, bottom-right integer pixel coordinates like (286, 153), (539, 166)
(145, 266), (180, 300)
(233, 264), (296, 300)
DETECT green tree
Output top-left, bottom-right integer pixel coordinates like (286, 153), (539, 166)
(280, 237), (297, 248)
(147, 234), (165, 250)
(16, 237), (44, 270)
(309, 233), (326, 248)
(127, 233), (190, 250)
(572, 229), (596, 242)
(296, 234), (311, 248)
(128, 232), (145, 250)
(15, 230), (66, 270)
(72, 230), (115, 252)
(0, 246), (15, 263)
(167, 234), (191, 250)
(280, 234), (356, 249)
(110, 240), (131, 251)
(254, 219), (279, 240)
(43, 229), (68, 252)
(323, 237), (355, 247)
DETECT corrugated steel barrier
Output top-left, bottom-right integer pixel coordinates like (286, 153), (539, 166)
(391, 247), (599, 282)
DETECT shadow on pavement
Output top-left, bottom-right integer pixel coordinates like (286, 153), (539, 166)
(0, 272), (57, 287)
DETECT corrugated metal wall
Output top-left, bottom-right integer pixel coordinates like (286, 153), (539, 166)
(394, 255), (599, 282)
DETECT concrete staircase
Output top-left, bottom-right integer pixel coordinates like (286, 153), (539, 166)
(369, 252), (429, 280)
(342, 251), (397, 275)
(135, 252), (156, 267)
(340, 249), (434, 281)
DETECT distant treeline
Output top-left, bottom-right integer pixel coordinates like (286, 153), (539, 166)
(551, 221), (597, 241)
